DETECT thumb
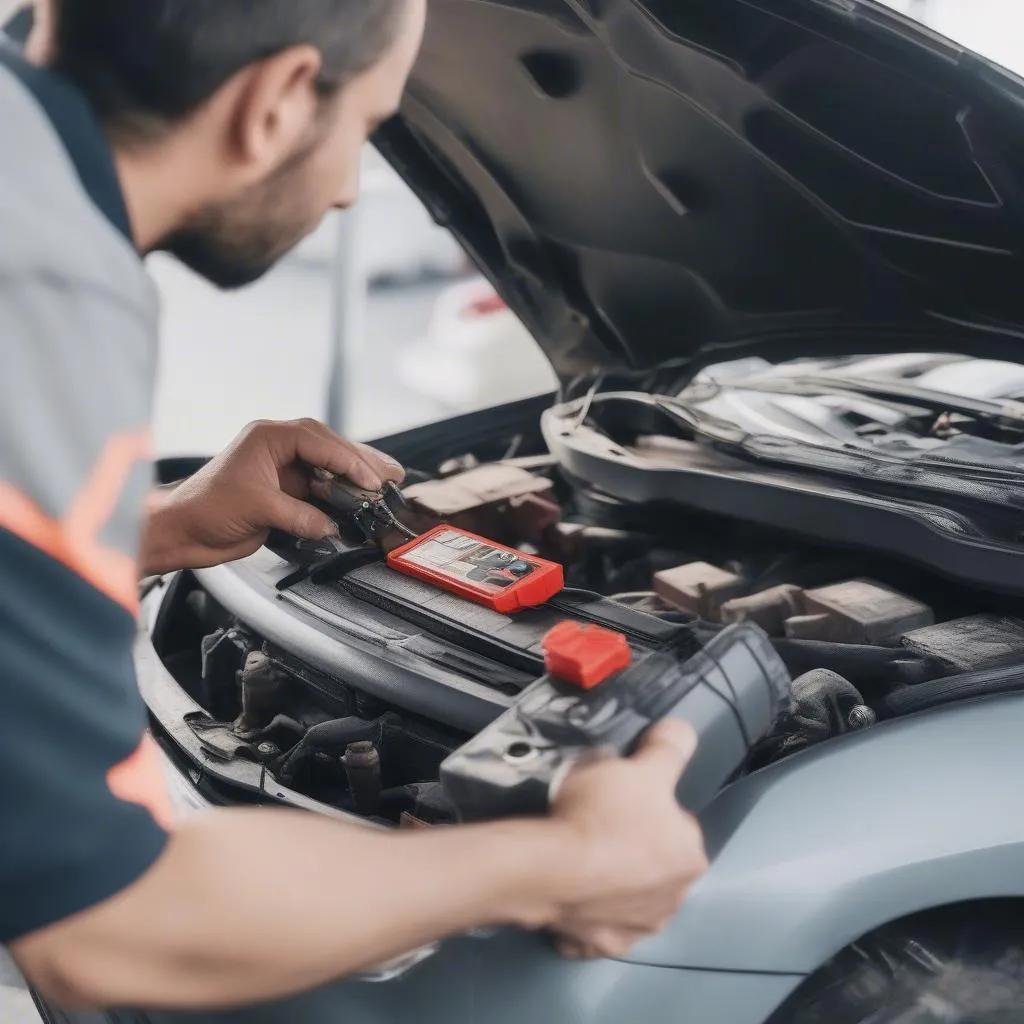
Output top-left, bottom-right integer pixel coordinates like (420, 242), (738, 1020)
(631, 720), (698, 781)
(264, 492), (339, 541)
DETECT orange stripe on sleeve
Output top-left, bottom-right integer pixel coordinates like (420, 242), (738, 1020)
(65, 430), (152, 545)
(0, 429), (150, 613)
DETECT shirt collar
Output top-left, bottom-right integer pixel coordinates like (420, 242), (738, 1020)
(0, 47), (133, 244)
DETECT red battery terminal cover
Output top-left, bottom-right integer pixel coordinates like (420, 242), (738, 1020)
(387, 525), (564, 613)
(542, 621), (632, 689)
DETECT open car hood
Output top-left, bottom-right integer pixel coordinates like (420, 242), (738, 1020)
(375, 0), (1024, 391)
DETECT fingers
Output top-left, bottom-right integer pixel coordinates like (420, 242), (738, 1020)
(354, 442), (405, 485)
(263, 491), (339, 542)
(259, 420), (404, 491)
(631, 719), (698, 781)
(290, 421), (383, 491)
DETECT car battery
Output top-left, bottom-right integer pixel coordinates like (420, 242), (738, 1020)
(283, 477), (695, 676)
(441, 620), (791, 822)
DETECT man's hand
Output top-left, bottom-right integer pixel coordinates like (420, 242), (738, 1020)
(142, 419), (404, 575)
(546, 720), (708, 959)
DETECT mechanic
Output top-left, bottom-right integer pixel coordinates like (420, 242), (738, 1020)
(0, 0), (709, 1011)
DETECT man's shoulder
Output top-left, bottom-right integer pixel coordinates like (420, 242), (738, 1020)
(0, 65), (153, 313)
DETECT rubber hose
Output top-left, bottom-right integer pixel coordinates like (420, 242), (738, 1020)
(771, 638), (937, 689)
(881, 662), (1024, 719)
(276, 715), (383, 782)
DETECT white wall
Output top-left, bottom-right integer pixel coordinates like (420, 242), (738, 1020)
(927, 0), (1024, 75)
(882, 0), (1024, 76)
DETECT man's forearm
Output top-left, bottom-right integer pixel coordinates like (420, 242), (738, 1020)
(141, 485), (194, 576)
(13, 808), (575, 1011)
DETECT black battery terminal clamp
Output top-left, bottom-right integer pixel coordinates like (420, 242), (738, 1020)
(275, 477), (418, 592)
(310, 476), (417, 546)
(440, 620), (791, 821)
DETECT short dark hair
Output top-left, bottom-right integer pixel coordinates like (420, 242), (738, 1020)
(52, 0), (408, 140)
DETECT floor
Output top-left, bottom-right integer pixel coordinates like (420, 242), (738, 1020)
(1, 950), (36, 1023)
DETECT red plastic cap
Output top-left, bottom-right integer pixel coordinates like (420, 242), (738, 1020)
(542, 621), (631, 689)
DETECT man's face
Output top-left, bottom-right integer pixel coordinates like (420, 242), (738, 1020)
(163, 0), (426, 290)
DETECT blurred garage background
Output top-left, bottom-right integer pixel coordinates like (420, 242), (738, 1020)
(148, 146), (558, 456)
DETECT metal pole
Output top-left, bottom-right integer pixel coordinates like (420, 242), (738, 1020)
(325, 204), (366, 436)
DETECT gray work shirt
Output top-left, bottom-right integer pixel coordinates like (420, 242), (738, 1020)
(0, 48), (171, 942)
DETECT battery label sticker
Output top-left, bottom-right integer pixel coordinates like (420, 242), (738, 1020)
(398, 530), (540, 594)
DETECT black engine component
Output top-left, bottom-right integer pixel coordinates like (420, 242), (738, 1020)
(200, 626), (258, 722)
(341, 741), (383, 816)
(379, 782), (455, 825)
(881, 661), (1024, 720)
(770, 638), (936, 691)
(441, 623), (790, 822)
(751, 669), (873, 768)
(234, 650), (287, 738)
(275, 715), (394, 786)
(789, 669), (869, 743)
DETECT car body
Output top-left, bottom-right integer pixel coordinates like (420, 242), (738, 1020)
(32, 0), (1024, 1022)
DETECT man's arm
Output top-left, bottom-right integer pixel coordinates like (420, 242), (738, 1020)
(13, 724), (704, 1011)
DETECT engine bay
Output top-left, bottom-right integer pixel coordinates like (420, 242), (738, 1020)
(149, 414), (1024, 828)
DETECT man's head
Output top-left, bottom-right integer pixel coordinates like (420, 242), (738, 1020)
(51, 0), (425, 287)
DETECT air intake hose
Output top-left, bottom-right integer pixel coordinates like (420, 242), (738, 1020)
(881, 662), (1024, 719)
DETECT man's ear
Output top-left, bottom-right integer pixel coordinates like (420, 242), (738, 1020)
(228, 46), (325, 179)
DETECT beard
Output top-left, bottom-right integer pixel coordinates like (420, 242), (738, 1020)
(162, 217), (295, 290)
(160, 136), (326, 290)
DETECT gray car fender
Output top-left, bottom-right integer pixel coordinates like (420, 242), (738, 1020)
(625, 691), (1024, 974)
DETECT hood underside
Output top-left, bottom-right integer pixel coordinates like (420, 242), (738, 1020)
(375, 0), (1024, 389)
